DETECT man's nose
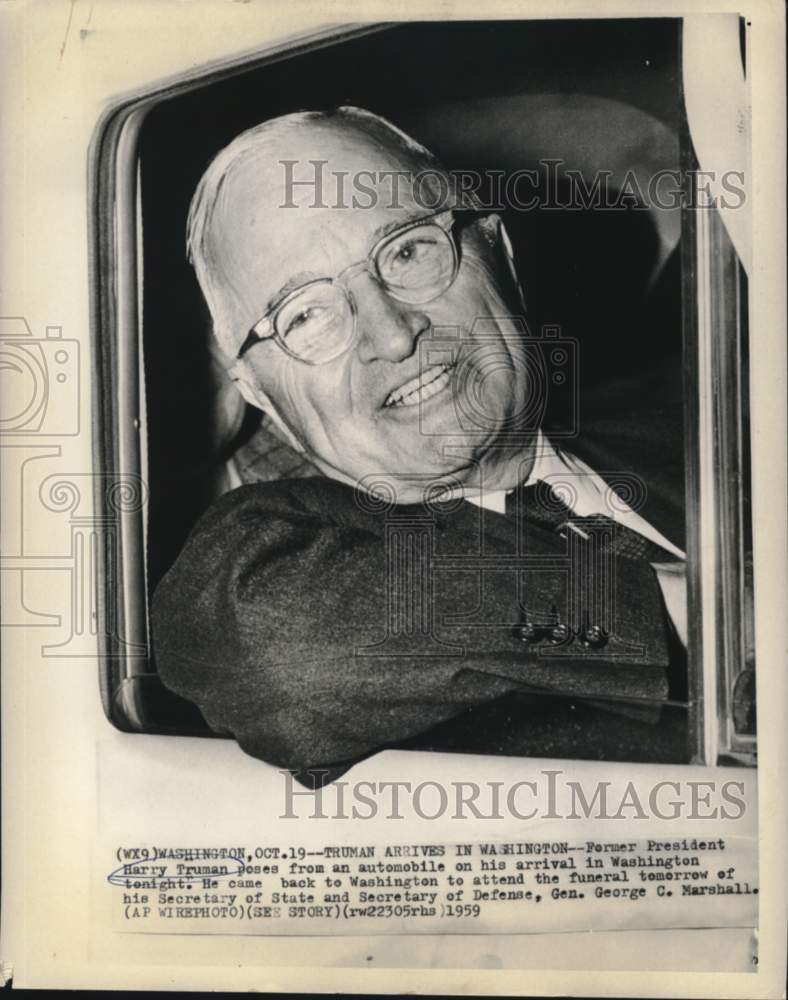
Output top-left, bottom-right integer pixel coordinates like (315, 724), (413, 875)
(352, 275), (430, 364)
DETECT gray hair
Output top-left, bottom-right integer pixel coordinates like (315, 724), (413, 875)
(186, 106), (450, 360)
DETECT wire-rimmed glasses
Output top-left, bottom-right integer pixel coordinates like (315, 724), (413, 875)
(236, 209), (463, 366)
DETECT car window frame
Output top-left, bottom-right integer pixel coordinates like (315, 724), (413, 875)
(89, 17), (756, 767)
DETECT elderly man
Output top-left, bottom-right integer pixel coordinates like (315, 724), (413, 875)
(152, 106), (687, 780)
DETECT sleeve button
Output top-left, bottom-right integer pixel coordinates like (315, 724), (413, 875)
(581, 625), (609, 648)
(548, 622), (572, 644)
(515, 622), (542, 644)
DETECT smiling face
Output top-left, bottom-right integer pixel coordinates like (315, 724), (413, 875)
(206, 116), (535, 501)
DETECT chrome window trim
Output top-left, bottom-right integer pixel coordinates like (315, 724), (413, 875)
(693, 195), (721, 765)
(681, 152), (756, 767)
(87, 22), (393, 729)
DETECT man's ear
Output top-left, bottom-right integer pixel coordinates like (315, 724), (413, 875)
(477, 213), (527, 313)
(227, 359), (306, 454)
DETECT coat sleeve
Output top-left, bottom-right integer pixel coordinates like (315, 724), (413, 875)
(151, 478), (672, 775)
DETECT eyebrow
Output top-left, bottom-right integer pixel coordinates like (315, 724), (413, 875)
(262, 209), (448, 315)
(367, 210), (431, 250)
(263, 270), (324, 314)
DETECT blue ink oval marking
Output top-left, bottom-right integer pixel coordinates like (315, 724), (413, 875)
(107, 854), (246, 886)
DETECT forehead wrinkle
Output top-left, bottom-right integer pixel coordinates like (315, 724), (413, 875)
(265, 270), (325, 312)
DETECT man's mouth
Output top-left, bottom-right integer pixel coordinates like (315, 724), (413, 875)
(383, 363), (454, 409)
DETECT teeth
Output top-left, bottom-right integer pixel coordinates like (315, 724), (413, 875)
(384, 364), (453, 408)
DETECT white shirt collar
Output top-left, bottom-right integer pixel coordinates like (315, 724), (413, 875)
(465, 429), (553, 516)
(466, 430), (684, 560)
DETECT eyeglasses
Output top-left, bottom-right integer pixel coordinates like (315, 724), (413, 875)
(236, 209), (465, 366)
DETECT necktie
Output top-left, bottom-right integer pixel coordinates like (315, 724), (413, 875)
(506, 480), (681, 565)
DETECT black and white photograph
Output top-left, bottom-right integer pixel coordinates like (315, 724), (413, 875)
(0, 1), (784, 994)
(107, 16), (753, 780)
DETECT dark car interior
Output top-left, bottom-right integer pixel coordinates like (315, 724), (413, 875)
(104, 18), (703, 766)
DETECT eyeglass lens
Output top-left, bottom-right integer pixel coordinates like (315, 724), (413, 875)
(274, 220), (456, 363)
